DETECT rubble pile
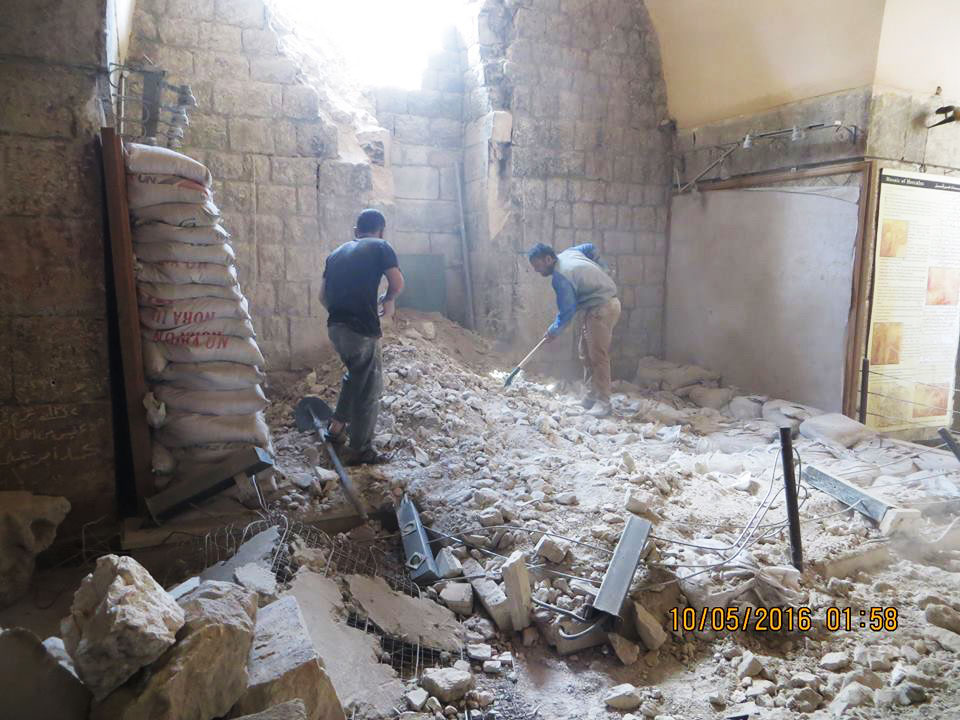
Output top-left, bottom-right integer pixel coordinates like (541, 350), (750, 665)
(262, 310), (960, 717)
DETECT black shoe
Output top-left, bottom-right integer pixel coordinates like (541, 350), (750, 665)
(340, 447), (390, 466)
(325, 422), (347, 446)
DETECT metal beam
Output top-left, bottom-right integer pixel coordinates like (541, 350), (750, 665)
(938, 428), (960, 464)
(801, 465), (894, 525)
(589, 515), (651, 620)
(146, 447), (273, 523)
(397, 494), (440, 585)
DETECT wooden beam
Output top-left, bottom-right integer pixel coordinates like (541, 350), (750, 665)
(100, 127), (154, 510)
(145, 447), (274, 523)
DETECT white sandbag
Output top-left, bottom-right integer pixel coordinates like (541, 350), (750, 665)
(799, 413), (874, 449)
(133, 222), (230, 245)
(139, 296), (250, 330)
(124, 143), (213, 186)
(688, 386), (735, 410)
(155, 361), (266, 389)
(127, 173), (211, 209)
(143, 342), (168, 377)
(136, 260), (237, 286)
(662, 364), (721, 391)
(142, 317), (255, 340)
(156, 412), (271, 448)
(152, 442), (176, 475)
(144, 334), (265, 366)
(726, 395), (766, 420)
(138, 281), (242, 303)
(153, 385), (268, 415)
(132, 199), (221, 227)
(634, 356), (677, 389)
(762, 399), (822, 432)
(134, 241), (235, 266)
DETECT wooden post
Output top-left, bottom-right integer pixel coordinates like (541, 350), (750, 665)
(100, 127), (154, 510)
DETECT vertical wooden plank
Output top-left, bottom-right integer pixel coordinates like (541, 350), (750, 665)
(100, 127), (154, 509)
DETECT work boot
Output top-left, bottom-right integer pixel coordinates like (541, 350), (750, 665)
(325, 421), (347, 446)
(581, 395), (596, 410)
(341, 446), (390, 466)
(586, 400), (611, 418)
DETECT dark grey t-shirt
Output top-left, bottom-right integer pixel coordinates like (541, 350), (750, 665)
(323, 238), (399, 337)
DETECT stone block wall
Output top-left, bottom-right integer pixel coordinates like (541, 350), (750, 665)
(458, 0), (673, 377)
(371, 32), (469, 325)
(0, 0), (117, 536)
(128, 0), (382, 374)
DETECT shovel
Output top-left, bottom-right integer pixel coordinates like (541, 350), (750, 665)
(294, 396), (368, 521)
(503, 337), (547, 387)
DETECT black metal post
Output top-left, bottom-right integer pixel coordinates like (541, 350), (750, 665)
(938, 428), (960, 463)
(858, 357), (870, 424)
(779, 427), (804, 572)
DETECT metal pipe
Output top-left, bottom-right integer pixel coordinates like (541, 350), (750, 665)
(779, 427), (804, 572)
(858, 357), (870, 424)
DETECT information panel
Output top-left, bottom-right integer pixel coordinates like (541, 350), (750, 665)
(866, 170), (960, 434)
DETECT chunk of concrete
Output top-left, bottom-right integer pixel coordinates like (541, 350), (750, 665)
(0, 491), (70, 608)
(201, 526), (279, 582)
(346, 575), (463, 652)
(230, 596), (344, 720)
(633, 603), (667, 650)
(879, 508), (924, 537)
(925, 625), (960, 653)
(500, 550), (532, 631)
(435, 547), (463, 579)
(286, 571), (405, 718)
(925, 604), (960, 634)
(467, 643), (493, 661)
(419, 667), (474, 703)
(737, 651), (763, 679)
(440, 582), (474, 615)
(603, 683), (642, 710)
(61, 554), (185, 700)
(799, 413), (873, 448)
(461, 558), (512, 632)
(235, 563), (279, 607)
(406, 687), (429, 711)
(608, 633), (640, 665)
(42, 635), (78, 677)
(533, 535), (568, 564)
(820, 651), (851, 671)
(828, 681), (873, 715)
(91, 581), (257, 720)
(233, 700), (307, 720)
(0, 627), (91, 720)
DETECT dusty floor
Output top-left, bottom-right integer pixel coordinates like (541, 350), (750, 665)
(258, 310), (960, 719)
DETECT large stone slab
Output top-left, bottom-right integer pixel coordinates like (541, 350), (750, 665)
(234, 700), (308, 720)
(461, 558), (512, 632)
(0, 627), (91, 720)
(419, 667), (474, 703)
(230, 596), (345, 720)
(287, 570), (406, 719)
(0, 491), (70, 608)
(61, 554), (185, 700)
(201, 526), (279, 582)
(346, 574), (463, 653)
(91, 581), (257, 720)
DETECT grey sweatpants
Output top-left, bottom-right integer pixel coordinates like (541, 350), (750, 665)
(329, 324), (383, 452)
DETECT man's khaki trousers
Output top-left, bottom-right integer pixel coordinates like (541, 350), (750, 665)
(578, 297), (621, 402)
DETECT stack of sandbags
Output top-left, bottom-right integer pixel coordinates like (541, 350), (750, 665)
(124, 144), (271, 487)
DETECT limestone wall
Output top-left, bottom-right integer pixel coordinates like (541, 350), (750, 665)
(128, 0), (383, 374)
(0, 0), (117, 535)
(459, 0), (673, 377)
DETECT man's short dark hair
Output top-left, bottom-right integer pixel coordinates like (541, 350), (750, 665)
(356, 209), (386, 235)
(527, 243), (556, 261)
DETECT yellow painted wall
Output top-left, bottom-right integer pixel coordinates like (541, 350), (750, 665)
(874, 0), (960, 96)
(646, 0), (884, 128)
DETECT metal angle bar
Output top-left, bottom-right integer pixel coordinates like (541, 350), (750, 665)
(779, 427), (804, 572)
(801, 465), (895, 525)
(589, 515), (652, 619)
(938, 428), (960, 463)
(396, 494), (441, 585)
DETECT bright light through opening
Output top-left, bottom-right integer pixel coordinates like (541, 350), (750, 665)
(275, 0), (465, 90)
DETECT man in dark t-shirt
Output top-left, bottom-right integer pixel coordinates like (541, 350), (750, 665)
(320, 209), (404, 465)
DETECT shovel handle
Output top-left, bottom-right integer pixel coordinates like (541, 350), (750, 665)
(505, 337), (548, 386)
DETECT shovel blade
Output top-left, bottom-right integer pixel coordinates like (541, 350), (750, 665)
(294, 396), (334, 433)
(503, 368), (520, 387)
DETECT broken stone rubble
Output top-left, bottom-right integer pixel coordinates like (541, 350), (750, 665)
(0, 627), (91, 720)
(0, 491), (71, 608)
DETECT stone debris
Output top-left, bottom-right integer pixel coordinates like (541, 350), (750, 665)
(500, 550), (533, 631)
(200, 527), (279, 583)
(534, 536), (569, 564)
(467, 643), (493, 661)
(925, 603), (960, 634)
(820, 651), (851, 672)
(608, 633), (640, 665)
(633, 603), (667, 650)
(439, 582), (474, 615)
(61, 554), (185, 700)
(230, 596), (344, 720)
(482, 660), (502, 673)
(0, 491), (71, 608)
(603, 683), (642, 710)
(233, 700), (308, 720)
(828, 681), (874, 715)
(461, 558), (512, 632)
(435, 547), (463, 579)
(787, 686), (823, 713)
(405, 688), (429, 711)
(42, 635), (78, 677)
(0, 627), (91, 720)
(419, 668), (474, 703)
(91, 580), (257, 720)
(736, 651), (763, 679)
(234, 563), (280, 607)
